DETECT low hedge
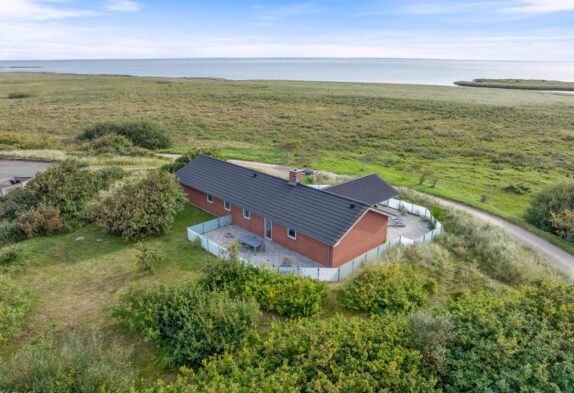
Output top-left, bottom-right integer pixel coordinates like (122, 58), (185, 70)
(202, 257), (328, 318)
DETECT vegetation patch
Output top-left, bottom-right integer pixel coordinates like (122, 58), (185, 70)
(113, 284), (260, 368)
(0, 276), (30, 345)
(202, 256), (329, 318)
(0, 330), (136, 392)
(94, 170), (185, 239)
(454, 78), (574, 91)
(340, 262), (435, 314)
(526, 182), (574, 235)
(443, 281), (574, 392)
(141, 315), (438, 392)
(7, 92), (33, 99)
(78, 120), (172, 150)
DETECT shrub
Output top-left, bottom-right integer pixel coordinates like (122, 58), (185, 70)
(202, 258), (329, 318)
(502, 182), (530, 194)
(15, 204), (63, 239)
(444, 281), (574, 392)
(0, 276), (31, 345)
(135, 242), (162, 274)
(26, 160), (104, 218)
(96, 170), (185, 239)
(340, 263), (432, 314)
(430, 206), (445, 222)
(0, 330), (136, 392)
(0, 220), (19, 245)
(0, 244), (22, 265)
(78, 120), (172, 149)
(550, 209), (574, 240)
(525, 182), (574, 232)
(141, 315), (438, 392)
(94, 166), (126, 189)
(0, 187), (38, 220)
(7, 92), (33, 99)
(408, 312), (454, 375)
(161, 148), (224, 173)
(113, 285), (260, 368)
(85, 133), (137, 155)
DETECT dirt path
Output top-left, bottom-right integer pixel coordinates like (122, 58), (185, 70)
(228, 159), (574, 276)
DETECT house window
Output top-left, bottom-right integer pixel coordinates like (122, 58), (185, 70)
(287, 227), (297, 240)
(224, 201), (231, 211)
(206, 194), (213, 203)
(243, 209), (250, 219)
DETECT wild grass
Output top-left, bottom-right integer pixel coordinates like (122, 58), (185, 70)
(0, 72), (573, 249)
(0, 205), (213, 379)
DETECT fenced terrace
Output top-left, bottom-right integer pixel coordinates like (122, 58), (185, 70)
(187, 198), (442, 282)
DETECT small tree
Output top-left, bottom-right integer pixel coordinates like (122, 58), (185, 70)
(96, 171), (185, 239)
(135, 242), (162, 274)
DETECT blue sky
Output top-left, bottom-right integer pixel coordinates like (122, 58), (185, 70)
(1, 0), (573, 60)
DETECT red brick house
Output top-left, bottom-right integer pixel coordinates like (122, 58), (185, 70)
(176, 156), (398, 268)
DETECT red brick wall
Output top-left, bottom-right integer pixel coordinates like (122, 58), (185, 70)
(181, 185), (229, 217)
(270, 221), (331, 266)
(230, 205), (265, 237)
(331, 210), (388, 268)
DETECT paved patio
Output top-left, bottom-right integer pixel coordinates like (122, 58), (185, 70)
(386, 210), (432, 241)
(203, 224), (323, 268)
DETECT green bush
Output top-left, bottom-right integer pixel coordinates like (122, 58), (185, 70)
(202, 258), (329, 318)
(15, 204), (63, 240)
(26, 160), (105, 218)
(0, 244), (21, 265)
(113, 285), (260, 368)
(96, 170), (185, 239)
(78, 121), (172, 149)
(526, 182), (574, 233)
(444, 281), (574, 392)
(7, 92), (33, 99)
(161, 148), (224, 173)
(408, 312), (454, 375)
(135, 242), (162, 274)
(0, 220), (19, 245)
(0, 187), (38, 221)
(0, 276), (31, 344)
(340, 263), (432, 314)
(140, 315), (438, 392)
(0, 330), (136, 392)
(85, 133), (137, 155)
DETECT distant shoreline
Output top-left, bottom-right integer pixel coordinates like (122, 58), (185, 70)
(2, 58), (574, 86)
(455, 78), (574, 92)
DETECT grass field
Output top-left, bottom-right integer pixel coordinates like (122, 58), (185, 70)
(0, 205), (213, 379)
(1, 72), (573, 252)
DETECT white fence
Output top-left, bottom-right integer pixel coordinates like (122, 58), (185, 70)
(187, 198), (442, 282)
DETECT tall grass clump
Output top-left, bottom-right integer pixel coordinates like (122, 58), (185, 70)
(0, 330), (136, 392)
(78, 120), (172, 149)
(0, 276), (31, 345)
(398, 187), (564, 285)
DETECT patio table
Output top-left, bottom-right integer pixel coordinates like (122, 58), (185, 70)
(238, 234), (265, 255)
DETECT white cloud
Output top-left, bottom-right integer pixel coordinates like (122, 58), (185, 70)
(0, 0), (95, 21)
(106, 0), (142, 13)
(501, 0), (574, 14)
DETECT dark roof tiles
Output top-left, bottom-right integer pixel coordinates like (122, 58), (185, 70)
(325, 173), (398, 205)
(176, 155), (374, 245)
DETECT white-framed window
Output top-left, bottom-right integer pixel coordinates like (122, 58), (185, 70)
(224, 201), (231, 211)
(206, 194), (213, 203)
(287, 227), (297, 240)
(243, 209), (251, 219)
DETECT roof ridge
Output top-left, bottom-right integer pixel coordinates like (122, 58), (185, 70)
(324, 172), (377, 190)
(202, 156), (370, 207)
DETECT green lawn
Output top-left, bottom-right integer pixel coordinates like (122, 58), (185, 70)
(0, 205), (213, 378)
(1, 72), (573, 253)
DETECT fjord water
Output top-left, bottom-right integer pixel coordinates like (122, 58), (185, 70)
(1, 58), (573, 86)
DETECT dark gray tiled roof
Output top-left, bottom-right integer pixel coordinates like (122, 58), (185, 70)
(176, 155), (371, 245)
(324, 173), (398, 205)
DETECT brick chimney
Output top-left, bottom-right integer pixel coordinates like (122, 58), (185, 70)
(289, 168), (304, 185)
